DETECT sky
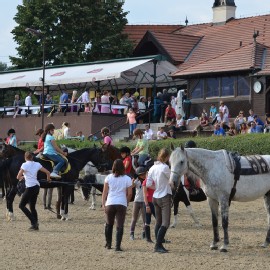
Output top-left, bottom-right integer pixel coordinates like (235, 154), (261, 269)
(1, 0), (270, 66)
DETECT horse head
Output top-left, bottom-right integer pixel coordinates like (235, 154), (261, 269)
(169, 145), (188, 189)
(1, 144), (23, 158)
(100, 143), (121, 169)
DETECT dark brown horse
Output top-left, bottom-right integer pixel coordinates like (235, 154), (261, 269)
(0, 144), (108, 221)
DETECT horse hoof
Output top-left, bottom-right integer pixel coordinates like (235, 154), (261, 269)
(220, 248), (228, 252)
(210, 246), (218, 250)
(170, 225), (175, 228)
(210, 243), (218, 250)
(61, 216), (66, 221)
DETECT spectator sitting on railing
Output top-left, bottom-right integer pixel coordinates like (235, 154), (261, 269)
(164, 103), (176, 125)
(168, 128), (176, 139)
(253, 115), (264, 131)
(173, 114), (186, 132)
(157, 127), (168, 140)
(213, 123), (225, 136)
(194, 112), (209, 134)
(76, 131), (85, 141)
(264, 113), (270, 133)
(226, 122), (237, 136)
(234, 111), (246, 132)
(88, 133), (97, 142)
(13, 94), (21, 115)
(144, 124), (154, 140)
(240, 122), (249, 134)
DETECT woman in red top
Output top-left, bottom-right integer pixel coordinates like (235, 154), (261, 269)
(120, 147), (132, 176)
(33, 129), (44, 155)
(164, 103), (176, 123)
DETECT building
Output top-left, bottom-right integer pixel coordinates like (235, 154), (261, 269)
(125, 0), (270, 117)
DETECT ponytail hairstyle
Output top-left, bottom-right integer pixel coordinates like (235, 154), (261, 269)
(42, 123), (55, 142)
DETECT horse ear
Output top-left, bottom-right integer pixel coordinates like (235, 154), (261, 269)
(170, 142), (175, 151)
(180, 144), (184, 151)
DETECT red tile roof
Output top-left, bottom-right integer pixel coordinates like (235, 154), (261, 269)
(123, 25), (182, 47)
(149, 32), (201, 63)
(172, 14), (270, 77)
(174, 42), (268, 76)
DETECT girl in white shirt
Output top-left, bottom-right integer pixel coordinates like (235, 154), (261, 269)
(102, 159), (132, 251)
(146, 148), (171, 253)
(17, 152), (51, 231)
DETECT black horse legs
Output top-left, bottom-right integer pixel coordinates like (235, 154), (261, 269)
(6, 185), (17, 213)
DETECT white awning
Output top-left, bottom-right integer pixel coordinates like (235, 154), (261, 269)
(0, 56), (183, 90)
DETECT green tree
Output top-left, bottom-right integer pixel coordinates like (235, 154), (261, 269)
(10, 0), (133, 68)
(0, 62), (8, 71)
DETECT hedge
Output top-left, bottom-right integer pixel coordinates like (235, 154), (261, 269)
(19, 133), (270, 158)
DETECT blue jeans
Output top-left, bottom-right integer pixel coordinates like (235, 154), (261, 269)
(138, 154), (148, 166)
(129, 123), (137, 136)
(44, 154), (66, 174)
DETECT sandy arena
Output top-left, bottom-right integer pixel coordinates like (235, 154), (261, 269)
(1, 190), (269, 270)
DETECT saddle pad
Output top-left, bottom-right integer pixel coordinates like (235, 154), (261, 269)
(39, 154), (71, 175)
(240, 155), (270, 175)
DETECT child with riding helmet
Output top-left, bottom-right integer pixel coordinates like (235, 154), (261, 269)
(129, 166), (146, 241)
(42, 123), (67, 179)
(131, 128), (149, 167)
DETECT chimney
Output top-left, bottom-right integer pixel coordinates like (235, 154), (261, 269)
(212, 0), (236, 24)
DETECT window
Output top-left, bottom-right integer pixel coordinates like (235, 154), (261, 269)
(191, 80), (204, 99)
(237, 76), (250, 96)
(221, 77), (235, 96)
(206, 78), (219, 97)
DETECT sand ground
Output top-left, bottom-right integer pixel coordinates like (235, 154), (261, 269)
(0, 190), (269, 270)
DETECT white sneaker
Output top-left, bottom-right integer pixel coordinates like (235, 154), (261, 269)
(50, 172), (61, 179)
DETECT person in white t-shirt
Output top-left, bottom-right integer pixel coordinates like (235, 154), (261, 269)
(102, 159), (132, 251)
(62, 122), (71, 139)
(157, 127), (168, 140)
(144, 124), (153, 140)
(146, 148), (172, 253)
(17, 152), (51, 231)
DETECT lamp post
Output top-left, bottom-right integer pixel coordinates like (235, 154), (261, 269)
(25, 28), (46, 130)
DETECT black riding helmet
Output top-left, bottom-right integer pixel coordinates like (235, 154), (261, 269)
(184, 140), (197, 148)
(7, 128), (16, 135)
(135, 166), (147, 176)
(120, 146), (131, 155)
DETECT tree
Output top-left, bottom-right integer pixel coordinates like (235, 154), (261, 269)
(10, 0), (133, 68)
(0, 62), (8, 71)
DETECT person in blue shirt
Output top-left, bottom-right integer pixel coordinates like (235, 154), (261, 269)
(253, 115), (264, 132)
(60, 90), (69, 112)
(213, 124), (226, 136)
(153, 92), (163, 123)
(41, 123), (67, 178)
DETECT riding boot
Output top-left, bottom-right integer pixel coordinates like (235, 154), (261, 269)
(154, 224), (161, 241)
(105, 224), (113, 249)
(145, 225), (153, 243)
(115, 227), (124, 251)
(154, 226), (168, 253)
